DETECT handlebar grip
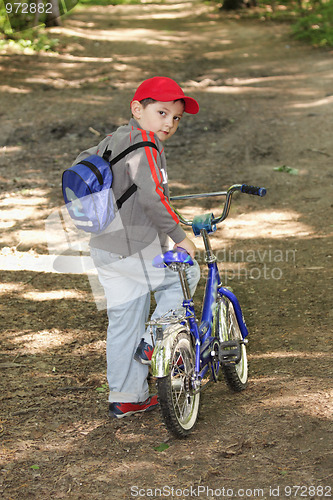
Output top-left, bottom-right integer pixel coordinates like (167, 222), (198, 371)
(241, 184), (266, 197)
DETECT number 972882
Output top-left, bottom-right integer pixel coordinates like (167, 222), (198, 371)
(5, 3), (53, 14)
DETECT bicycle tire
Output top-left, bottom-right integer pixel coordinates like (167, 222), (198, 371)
(216, 297), (248, 391)
(157, 330), (200, 438)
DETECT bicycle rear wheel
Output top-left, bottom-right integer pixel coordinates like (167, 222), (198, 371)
(217, 298), (248, 391)
(157, 330), (200, 438)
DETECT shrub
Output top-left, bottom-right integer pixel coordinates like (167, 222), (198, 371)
(292, 0), (333, 47)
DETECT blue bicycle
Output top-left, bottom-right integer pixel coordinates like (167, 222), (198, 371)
(148, 184), (266, 438)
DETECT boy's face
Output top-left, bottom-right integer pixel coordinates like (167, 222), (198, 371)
(131, 100), (184, 142)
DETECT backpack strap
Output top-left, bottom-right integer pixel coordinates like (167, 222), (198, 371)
(107, 141), (160, 209)
(79, 160), (104, 185)
(110, 141), (159, 167)
(116, 184), (138, 209)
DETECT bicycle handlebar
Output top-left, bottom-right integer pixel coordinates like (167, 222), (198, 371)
(170, 183), (266, 227)
(240, 184), (266, 197)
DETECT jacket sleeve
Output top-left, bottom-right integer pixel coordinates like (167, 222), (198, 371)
(127, 132), (186, 244)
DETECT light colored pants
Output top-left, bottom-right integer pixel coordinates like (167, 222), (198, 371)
(90, 246), (200, 403)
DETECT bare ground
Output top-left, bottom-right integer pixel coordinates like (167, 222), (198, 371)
(0, 1), (332, 498)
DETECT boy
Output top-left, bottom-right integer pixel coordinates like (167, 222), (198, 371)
(75, 77), (200, 418)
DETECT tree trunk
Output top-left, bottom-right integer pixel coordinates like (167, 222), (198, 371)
(45, 0), (62, 27)
(222, 0), (257, 9)
(34, 0), (44, 26)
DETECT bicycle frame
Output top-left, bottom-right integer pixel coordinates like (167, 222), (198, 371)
(151, 184), (266, 386)
(177, 228), (248, 385)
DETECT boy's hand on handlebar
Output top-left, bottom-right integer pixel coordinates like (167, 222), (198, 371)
(174, 236), (197, 259)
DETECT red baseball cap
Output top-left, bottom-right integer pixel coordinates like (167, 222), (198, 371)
(131, 76), (199, 114)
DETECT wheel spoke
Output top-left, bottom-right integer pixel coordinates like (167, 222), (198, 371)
(171, 354), (191, 420)
(157, 332), (200, 437)
(216, 299), (248, 391)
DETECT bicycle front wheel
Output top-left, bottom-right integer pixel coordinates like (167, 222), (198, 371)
(217, 298), (248, 391)
(157, 331), (200, 438)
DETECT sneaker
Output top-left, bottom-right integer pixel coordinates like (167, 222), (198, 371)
(108, 395), (158, 419)
(134, 338), (154, 365)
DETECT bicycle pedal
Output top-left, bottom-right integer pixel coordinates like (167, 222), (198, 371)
(219, 340), (241, 364)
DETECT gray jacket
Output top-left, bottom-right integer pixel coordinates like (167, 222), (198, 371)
(73, 118), (186, 257)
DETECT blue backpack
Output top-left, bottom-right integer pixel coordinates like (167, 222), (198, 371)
(62, 141), (159, 233)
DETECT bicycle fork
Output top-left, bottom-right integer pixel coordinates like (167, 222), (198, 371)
(176, 266), (201, 377)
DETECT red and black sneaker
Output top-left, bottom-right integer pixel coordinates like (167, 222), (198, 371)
(134, 338), (154, 365)
(108, 395), (158, 419)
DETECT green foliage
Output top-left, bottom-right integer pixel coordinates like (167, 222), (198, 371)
(95, 383), (108, 392)
(0, 0), (78, 34)
(274, 165), (299, 175)
(215, 0), (333, 47)
(0, 27), (59, 52)
(0, 4), (11, 32)
(292, 0), (333, 46)
(154, 443), (169, 452)
(0, 1), (34, 34)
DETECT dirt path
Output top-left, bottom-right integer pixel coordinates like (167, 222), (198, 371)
(0, 1), (332, 498)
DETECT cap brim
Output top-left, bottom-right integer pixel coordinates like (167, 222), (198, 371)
(183, 96), (199, 114)
(148, 91), (199, 114)
(131, 88), (199, 114)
